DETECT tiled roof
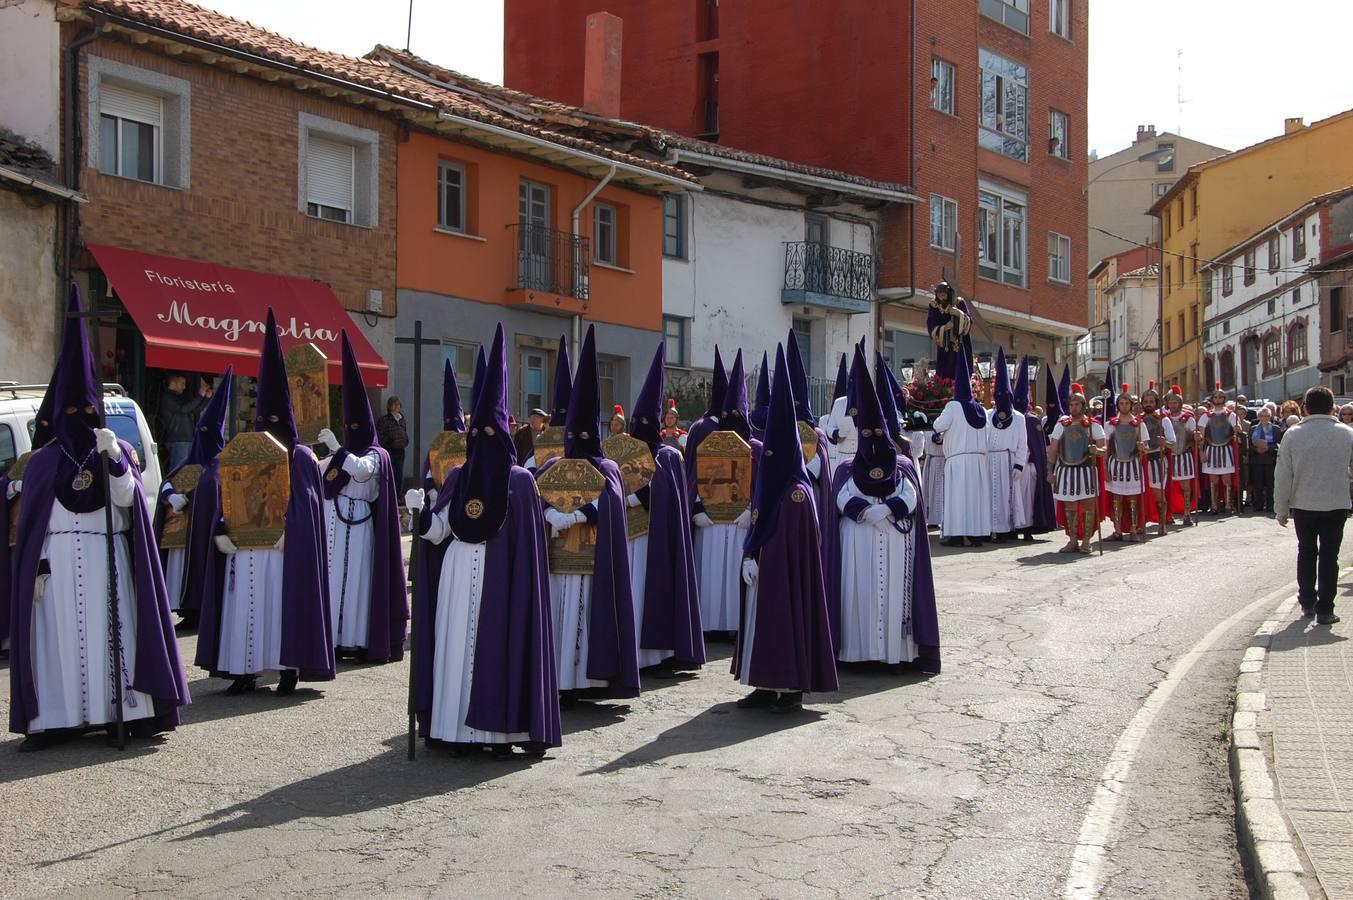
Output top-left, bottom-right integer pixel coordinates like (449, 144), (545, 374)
(78, 0), (694, 183)
(370, 46), (914, 199)
(0, 131), (59, 183)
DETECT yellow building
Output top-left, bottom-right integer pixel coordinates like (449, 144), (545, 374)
(1151, 110), (1353, 399)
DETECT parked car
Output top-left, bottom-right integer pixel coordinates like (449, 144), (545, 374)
(0, 383), (162, 504)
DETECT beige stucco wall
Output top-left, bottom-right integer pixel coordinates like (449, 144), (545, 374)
(0, 0), (61, 156)
(0, 192), (59, 383)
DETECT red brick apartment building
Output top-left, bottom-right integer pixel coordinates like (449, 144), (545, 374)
(506, 0), (1089, 385)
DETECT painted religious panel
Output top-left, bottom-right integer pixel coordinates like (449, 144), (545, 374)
(532, 425), (565, 469)
(426, 431), (468, 491)
(603, 433), (656, 539)
(696, 431), (753, 523)
(284, 342), (329, 445)
(537, 458), (605, 575)
(219, 432), (290, 549)
(158, 463), (203, 550)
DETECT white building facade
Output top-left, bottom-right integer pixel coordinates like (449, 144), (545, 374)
(1202, 207), (1323, 403)
(1105, 265), (1160, 391)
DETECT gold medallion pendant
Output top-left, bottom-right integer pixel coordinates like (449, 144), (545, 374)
(71, 469), (93, 492)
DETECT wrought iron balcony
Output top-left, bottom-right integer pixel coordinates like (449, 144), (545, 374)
(507, 223), (590, 303)
(782, 241), (875, 314)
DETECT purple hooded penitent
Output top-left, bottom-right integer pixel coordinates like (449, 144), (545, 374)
(832, 353), (849, 405)
(9, 285), (190, 734)
(1015, 355), (1056, 533)
(442, 358), (466, 434)
(153, 366), (232, 614)
(320, 331), (408, 662)
(628, 343), (704, 666)
(416, 323), (561, 747)
(683, 345), (727, 497)
(470, 345), (487, 412)
(1057, 365), (1071, 417)
(0, 368), (56, 646)
(733, 344), (838, 693)
(849, 347), (899, 498)
(194, 309), (335, 682)
(992, 347), (1014, 430)
(950, 351), (987, 430)
(749, 351), (771, 439)
(549, 333), (572, 427)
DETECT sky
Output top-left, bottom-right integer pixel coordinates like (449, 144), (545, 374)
(192, 0), (1351, 161)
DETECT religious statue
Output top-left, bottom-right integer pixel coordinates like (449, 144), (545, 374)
(926, 281), (974, 382)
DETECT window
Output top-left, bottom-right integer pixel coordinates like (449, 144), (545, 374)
(1292, 285), (1301, 306)
(1177, 313), (1186, 345)
(1190, 242), (1199, 277)
(1223, 320), (1231, 335)
(662, 194), (686, 258)
(441, 340), (478, 413)
(805, 212), (829, 245)
(930, 194), (958, 251)
(931, 58), (956, 115)
(1222, 262), (1234, 296)
(1163, 207), (1171, 238)
(598, 357), (620, 417)
(1243, 249), (1256, 286)
(1048, 109), (1069, 159)
(1203, 271), (1212, 305)
(0, 424), (14, 477)
(437, 161), (466, 233)
(305, 135), (354, 223)
(1048, 232), (1071, 283)
(98, 83), (160, 183)
(1264, 334), (1281, 375)
(1293, 223), (1307, 261)
(979, 49), (1029, 162)
(1332, 287), (1345, 333)
(1163, 319), (1172, 352)
(1049, 0), (1071, 37)
(1155, 183), (1172, 198)
(1190, 186), (1198, 219)
(1289, 322), (1308, 365)
(1164, 263), (1172, 296)
(1220, 348), (1235, 389)
(1177, 197), (1184, 228)
(663, 315), (688, 367)
(1267, 236), (1279, 272)
(1191, 304), (1200, 337)
(1156, 143), (1175, 173)
(978, 186), (1027, 287)
(594, 202), (617, 265)
(1178, 255), (1185, 287)
(299, 113), (380, 227)
(520, 350), (547, 417)
(980, 0), (1030, 34)
(1267, 299), (1276, 316)
(792, 318), (814, 377)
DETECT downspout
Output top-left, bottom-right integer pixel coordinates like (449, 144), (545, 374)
(569, 163), (617, 353)
(61, 13), (106, 343)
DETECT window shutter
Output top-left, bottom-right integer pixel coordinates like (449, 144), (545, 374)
(100, 82), (162, 126)
(306, 136), (355, 212)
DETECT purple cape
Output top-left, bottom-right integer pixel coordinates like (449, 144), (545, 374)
(413, 466), (561, 746)
(194, 445), (336, 681)
(322, 447), (409, 662)
(0, 475), (13, 648)
(682, 414), (719, 502)
(731, 476), (838, 693)
(152, 475), (218, 613)
(9, 442), (190, 734)
(1023, 416), (1057, 532)
(927, 298), (975, 382)
(538, 455), (641, 698)
(638, 444), (704, 665)
(808, 428), (840, 654)
(831, 456), (941, 672)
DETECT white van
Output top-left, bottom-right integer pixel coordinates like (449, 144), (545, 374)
(0, 383), (163, 503)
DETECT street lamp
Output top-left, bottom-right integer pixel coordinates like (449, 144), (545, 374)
(900, 358), (916, 383)
(976, 352), (993, 380)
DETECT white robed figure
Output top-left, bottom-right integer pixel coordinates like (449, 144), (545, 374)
(985, 349), (1028, 536)
(933, 354), (992, 545)
(318, 438), (381, 651)
(921, 431), (945, 529)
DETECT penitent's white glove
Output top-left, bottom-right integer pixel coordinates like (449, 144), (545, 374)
(7, 480), (21, 500)
(544, 507), (576, 539)
(862, 504), (890, 524)
(733, 508), (752, 529)
(95, 428), (121, 461)
(214, 534), (238, 555)
(404, 489), (425, 513)
(692, 512), (714, 528)
(741, 558), (758, 586)
(168, 493), (189, 513)
(427, 488), (438, 508)
(626, 493), (642, 508)
(317, 428), (341, 454)
(34, 572), (49, 601)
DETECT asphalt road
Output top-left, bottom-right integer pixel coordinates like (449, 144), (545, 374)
(0, 513), (1338, 898)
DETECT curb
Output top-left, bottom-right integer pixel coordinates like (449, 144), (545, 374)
(1229, 595), (1319, 900)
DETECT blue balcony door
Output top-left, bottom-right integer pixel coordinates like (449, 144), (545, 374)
(804, 213), (829, 294)
(519, 179), (551, 291)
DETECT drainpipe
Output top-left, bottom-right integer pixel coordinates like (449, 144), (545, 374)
(61, 13), (106, 345)
(570, 163), (617, 353)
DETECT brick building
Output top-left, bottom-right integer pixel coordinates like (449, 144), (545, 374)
(504, 0), (1090, 391)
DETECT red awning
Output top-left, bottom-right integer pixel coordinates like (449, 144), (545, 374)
(87, 244), (388, 387)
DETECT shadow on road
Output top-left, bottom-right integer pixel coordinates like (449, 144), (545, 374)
(583, 701), (823, 775)
(175, 676), (325, 727)
(0, 729), (169, 784)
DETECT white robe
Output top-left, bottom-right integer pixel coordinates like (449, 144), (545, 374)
(933, 400), (992, 538)
(694, 520), (747, 632)
(985, 410), (1028, 534)
(422, 509), (528, 744)
(163, 547), (186, 612)
(217, 547), (287, 676)
(836, 475), (919, 664)
(28, 468), (155, 733)
(824, 396), (858, 459)
(921, 432), (946, 528)
(546, 502), (608, 691)
(627, 533), (669, 668)
(322, 450), (381, 649)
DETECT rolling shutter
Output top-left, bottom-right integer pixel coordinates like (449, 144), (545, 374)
(100, 82), (162, 127)
(305, 135), (354, 213)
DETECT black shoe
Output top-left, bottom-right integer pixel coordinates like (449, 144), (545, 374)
(1301, 605), (1316, 618)
(276, 670), (299, 696)
(768, 691), (804, 713)
(736, 689), (776, 709)
(940, 537), (963, 547)
(1021, 531), (1034, 542)
(559, 690), (579, 710)
(225, 675), (257, 696)
(1317, 613), (1341, 626)
(17, 731), (67, 752)
(990, 533), (1007, 543)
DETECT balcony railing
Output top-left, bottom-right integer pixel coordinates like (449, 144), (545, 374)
(508, 223), (590, 300)
(782, 241), (875, 313)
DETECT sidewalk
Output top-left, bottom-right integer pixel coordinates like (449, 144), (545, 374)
(1233, 590), (1353, 899)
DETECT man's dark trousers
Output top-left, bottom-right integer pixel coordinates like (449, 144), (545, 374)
(1293, 508), (1348, 615)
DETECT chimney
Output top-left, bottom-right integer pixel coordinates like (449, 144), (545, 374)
(582, 12), (623, 120)
(1285, 117), (1306, 134)
(1136, 124), (1157, 144)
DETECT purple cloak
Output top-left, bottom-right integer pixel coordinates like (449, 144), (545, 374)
(682, 415), (718, 502)
(830, 455), (941, 673)
(730, 476), (838, 693)
(322, 447), (409, 662)
(9, 442), (190, 734)
(413, 466), (561, 746)
(1023, 416), (1057, 532)
(638, 444), (704, 666)
(807, 428), (840, 655)
(926, 298), (975, 382)
(194, 445), (336, 681)
(0, 476), (13, 648)
(538, 455), (641, 698)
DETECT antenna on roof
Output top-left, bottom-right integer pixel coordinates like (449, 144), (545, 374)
(405, 0), (414, 52)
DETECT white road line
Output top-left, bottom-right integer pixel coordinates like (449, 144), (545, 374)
(1063, 578), (1301, 899)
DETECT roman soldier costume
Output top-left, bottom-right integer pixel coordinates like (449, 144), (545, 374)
(1103, 385), (1149, 542)
(1048, 383), (1105, 554)
(1138, 382), (1179, 534)
(1197, 382), (1240, 514)
(1164, 385), (1200, 525)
